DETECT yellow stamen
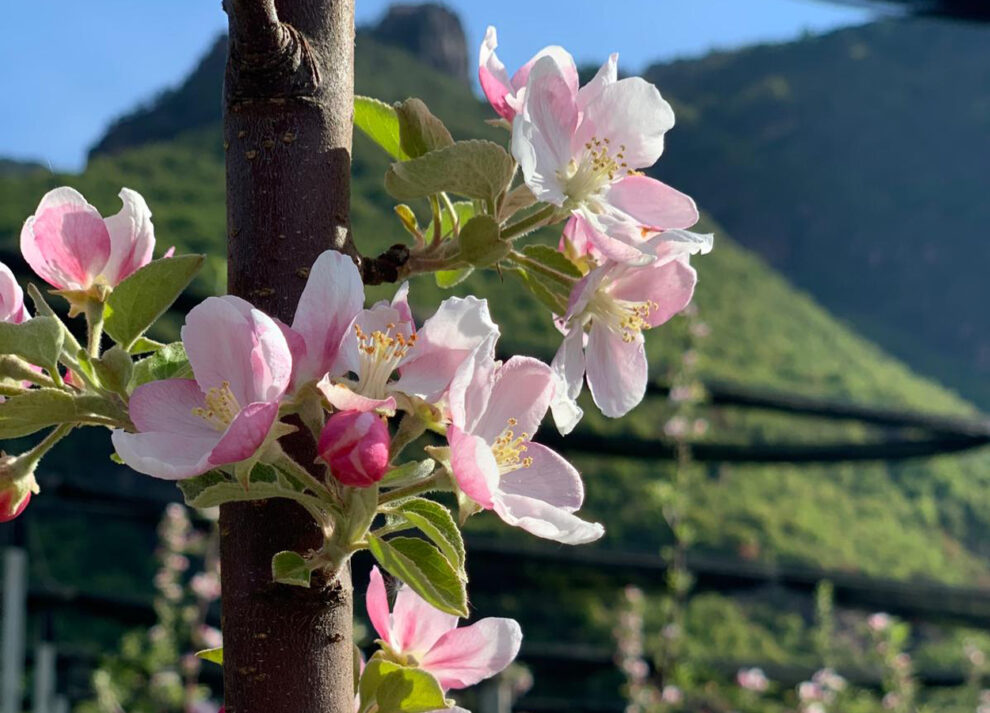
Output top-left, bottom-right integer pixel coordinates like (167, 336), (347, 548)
(192, 381), (241, 431)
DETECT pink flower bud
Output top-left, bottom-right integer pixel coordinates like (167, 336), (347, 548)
(318, 410), (390, 487)
(0, 489), (30, 522)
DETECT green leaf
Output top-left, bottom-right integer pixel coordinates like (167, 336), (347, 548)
(434, 267), (474, 288)
(271, 550), (311, 588)
(367, 535), (467, 617)
(424, 200), (476, 241)
(93, 346), (133, 395)
(0, 389), (122, 438)
(508, 245), (582, 316)
(176, 464), (283, 508)
(195, 647), (223, 665)
(395, 98), (454, 159)
(377, 668), (447, 713)
(521, 244), (583, 279)
(359, 659), (402, 713)
(458, 215), (508, 268)
(385, 140), (514, 204)
(396, 498), (465, 573)
(499, 184), (537, 221)
(0, 316), (64, 375)
(104, 254), (204, 349)
(26, 283), (83, 359)
(355, 96), (409, 161)
(508, 265), (570, 316)
(128, 337), (166, 355)
(130, 342), (192, 389)
(380, 459), (435, 488)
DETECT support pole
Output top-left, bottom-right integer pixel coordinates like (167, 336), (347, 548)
(221, 1), (356, 712)
(1, 546), (28, 713)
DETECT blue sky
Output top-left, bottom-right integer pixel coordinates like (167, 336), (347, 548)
(0, 1), (875, 171)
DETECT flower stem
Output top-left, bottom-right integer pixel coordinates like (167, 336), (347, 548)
(501, 204), (559, 242)
(273, 451), (340, 511)
(378, 471), (445, 506)
(506, 250), (579, 288)
(84, 301), (105, 358)
(22, 424), (74, 471)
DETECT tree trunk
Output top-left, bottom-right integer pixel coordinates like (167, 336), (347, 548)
(220, 1), (355, 711)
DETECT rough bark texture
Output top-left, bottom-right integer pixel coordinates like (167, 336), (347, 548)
(221, 1), (355, 712)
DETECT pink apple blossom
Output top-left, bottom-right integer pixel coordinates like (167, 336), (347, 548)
(20, 187), (158, 291)
(511, 53), (698, 263)
(111, 296), (292, 479)
(318, 410), (390, 487)
(447, 352), (604, 545)
(318, 284), (498, 414)
(737, 667), (770, 692)
(479, 26), (578, 122)
(551, 231), (711, 433)
(366, 566), (521, 690)
(0, 262), (28, 324)
(0, 488), (30, 522)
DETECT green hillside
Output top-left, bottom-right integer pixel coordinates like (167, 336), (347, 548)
(644, 17), (990, 409)
(4, 26), (990, 708)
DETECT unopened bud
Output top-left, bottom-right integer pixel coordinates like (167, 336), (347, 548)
(0, 452), (40, 522)
(318, 411), (390, 487)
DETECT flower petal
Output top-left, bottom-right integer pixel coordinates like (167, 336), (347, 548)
(550, 329), (585, 435)
(448, 425), (499, 510)
(610, 255), (697, 329)
(129, 378), (210, 436)
(21, 187), (110, 290)
(605, 175), (698, 232)
(498, 442), (584, 511)
(316, 377), (396, 414)
(290, 250), (364, 385)
(366, 566), (393, 646)
(0, 262), (28, 324)
(101, 188), (155, 285)
(475, 356), (554, 444)
(478, 26), (514, 120)
(111, 429), (219, 480)
(493, 493), (604, 545)
(420, 618), (522, 690)
(391, 584), (458, 654)
(576, 53), (618, 112)
(585, 322), (647, 419)
(208, 401), (278, 466)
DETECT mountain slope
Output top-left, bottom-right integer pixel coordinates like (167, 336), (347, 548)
(644, 17), (990, 407)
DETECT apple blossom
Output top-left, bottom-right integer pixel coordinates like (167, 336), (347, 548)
(511, 53), (698, 263)
(479, 26), (578, 122)
(20, 186), (157, 292)
(737, 667), (770, 692)
(318, 410), (390, 487)
(0, 488), (30, 523)
(319, 283), (498, 414)
(111, 295), (292, 479)
(551, 231), (712, 432)
(447, 351), (604, 544)
(366, 566), (521, 689)
(0, 262), (28, 324)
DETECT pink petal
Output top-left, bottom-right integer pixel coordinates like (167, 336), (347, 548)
(111, 428), (219, 480)
(493, 493), (604, 545)
(508, 45), (578, 115)
(183, 296), (291, 406)
(606, 175), (698, 232)
(395, 296), (498, 402)
(391, 585), (458, 654)
(333, 302), (412, 377)
(208, 401), (279, 466)
(446, 342), (497, 433)
(576, 53), (618, 112)
(498, 442), (584, 511)
(577, 211), (654, 265)
(549, 329), (585, 435)
(129, 379), (211, 435)
(101, 188), (155, 285)
(610, 256), (697, 329)
(317, 377), (396, 414)
(585, 322), (647, 419)
(475, 356), (554, 444)
(478, 26), (515, 120)
(448, 425), (499, 510)
(20, 187), (110, 290)
(576, 77), (674, 170)
(0, 262), (28, 324)
(291, 250), (364, 385)
(366, 566), (393, 646)
(390, 282), (413, 324)
(420, 618), (522, 690)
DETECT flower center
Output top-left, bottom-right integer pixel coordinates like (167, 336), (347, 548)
(491, 418), (534, 475)
(192, 381), (241, 431)
(354, 322), (417, 400)
(559, 136), (633, 211)
(587, 292), (657, 343)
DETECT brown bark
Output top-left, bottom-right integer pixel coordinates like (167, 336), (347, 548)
(221, 1), (355, 711)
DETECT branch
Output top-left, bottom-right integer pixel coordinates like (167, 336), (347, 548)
(224, 0), (320, 100)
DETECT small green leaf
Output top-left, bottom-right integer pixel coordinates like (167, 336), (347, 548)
(0, 316), (64, 375)
(395, 98), (454, 159)
(358, 659), (400, 713)
(26, 283), (83, 359)
(396, 498), (465, 573)
(424, 200), (477, 241)
(272, 550), (311, 588)
(0, 389), (122, 438)
(128, 337), (166, 355)
(507, 265), (570, 315)
(458, 215), (508, 268)
(434, 267), (474, 288)
(355, 96), (409, 161)
(377, 668), (447, 713)
(385, 140), (514, 204)
(380, 459), (435, 488)
(130, 342), (192, 389)
(93, 346), (133, 395)
(176, 465), (284, 508)
(195, 647), (223, 665)
(104, 254), (204, 349)
(367, 535), (467, 617)
(521, 244), (583, 279)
